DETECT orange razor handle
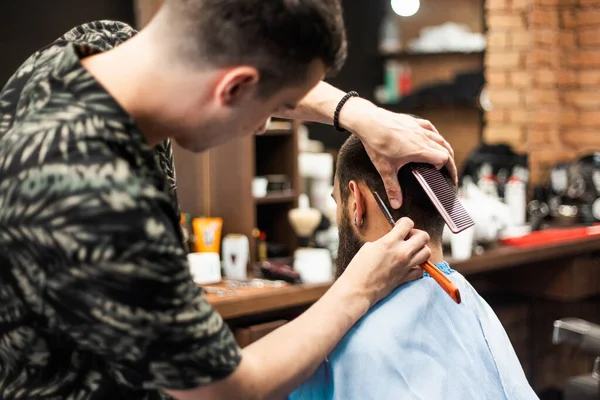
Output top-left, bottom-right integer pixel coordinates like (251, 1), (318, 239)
(422, 261), (461, 304)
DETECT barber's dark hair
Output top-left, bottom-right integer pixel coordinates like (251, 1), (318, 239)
(160, 0), (347, 96)
(336, 135), (454, 242)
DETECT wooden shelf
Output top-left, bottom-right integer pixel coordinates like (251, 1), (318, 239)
(173, 117), (300, 268)
(381, 50), (485, 58)
(254, 192), (296, 205)
(259, 120), (294, 136)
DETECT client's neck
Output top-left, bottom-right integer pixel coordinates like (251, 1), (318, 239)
(429, 241), (444, 264)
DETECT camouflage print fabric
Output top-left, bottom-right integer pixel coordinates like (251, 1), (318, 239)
(0, 21), (241, 400)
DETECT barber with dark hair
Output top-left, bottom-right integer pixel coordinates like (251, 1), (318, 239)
(0, 1), (456, 399)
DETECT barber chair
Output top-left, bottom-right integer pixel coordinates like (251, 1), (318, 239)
(553, 318), (600, 399)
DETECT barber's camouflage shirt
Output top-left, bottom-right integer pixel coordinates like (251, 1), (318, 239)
(0, 21), (241, 400)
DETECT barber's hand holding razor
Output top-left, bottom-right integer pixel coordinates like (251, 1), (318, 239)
(338, 217), (430, 306)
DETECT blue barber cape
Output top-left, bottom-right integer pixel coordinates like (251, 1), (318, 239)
(290, 262), (538, 400)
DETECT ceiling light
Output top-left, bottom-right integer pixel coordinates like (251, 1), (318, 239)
(391, 0), (420, 17)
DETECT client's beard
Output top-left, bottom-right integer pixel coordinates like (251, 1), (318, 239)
(335, 207), (366, 278)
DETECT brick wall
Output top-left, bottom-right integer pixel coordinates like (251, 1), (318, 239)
(484, 0), (600, 184)
(484, 0), (530, 153)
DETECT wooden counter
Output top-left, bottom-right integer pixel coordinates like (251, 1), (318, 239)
(450, 235), (600, 276)
(205, 235), (600, 320)
(206, 282), (331, 320)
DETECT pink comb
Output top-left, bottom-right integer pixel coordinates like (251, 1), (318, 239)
(411, 165), (474, 234)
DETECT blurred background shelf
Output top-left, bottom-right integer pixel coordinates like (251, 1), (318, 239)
(174, 118), (300, 265)
(255, 192), (296, 205)
(380, 50), (485, 58)
(376, 102), (480, 111)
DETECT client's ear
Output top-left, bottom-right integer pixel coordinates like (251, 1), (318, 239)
(348, 181), (367, 228)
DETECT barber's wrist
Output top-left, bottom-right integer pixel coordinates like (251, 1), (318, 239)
(328, 273), (373, 318)
(336, 96), (378, 137)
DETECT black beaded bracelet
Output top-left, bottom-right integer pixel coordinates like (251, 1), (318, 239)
(333, 91), (359, 132)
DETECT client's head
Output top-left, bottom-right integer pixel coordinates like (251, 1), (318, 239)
(333, 135), (454, 277)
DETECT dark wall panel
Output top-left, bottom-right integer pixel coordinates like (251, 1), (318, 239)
(309, 0), (386, 150)
(0, 1), (135, 85)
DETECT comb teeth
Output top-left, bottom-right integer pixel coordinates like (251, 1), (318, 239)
(411, 165), (474, 234)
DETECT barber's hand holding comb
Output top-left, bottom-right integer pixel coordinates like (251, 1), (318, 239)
(338, 217), (430, 307)
(342, 102), (458, 209)
(277, 82), (456, 210)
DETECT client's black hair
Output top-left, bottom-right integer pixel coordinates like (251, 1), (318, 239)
(336, 135), (454, 243)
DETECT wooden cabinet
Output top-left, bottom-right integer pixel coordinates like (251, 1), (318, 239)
(234, 320), (288, 348)
(172, 122), (300, 265)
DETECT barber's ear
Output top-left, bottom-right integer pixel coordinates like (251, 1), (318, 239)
(348, 181), (367, 228)
(216, 67), (259, 106)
